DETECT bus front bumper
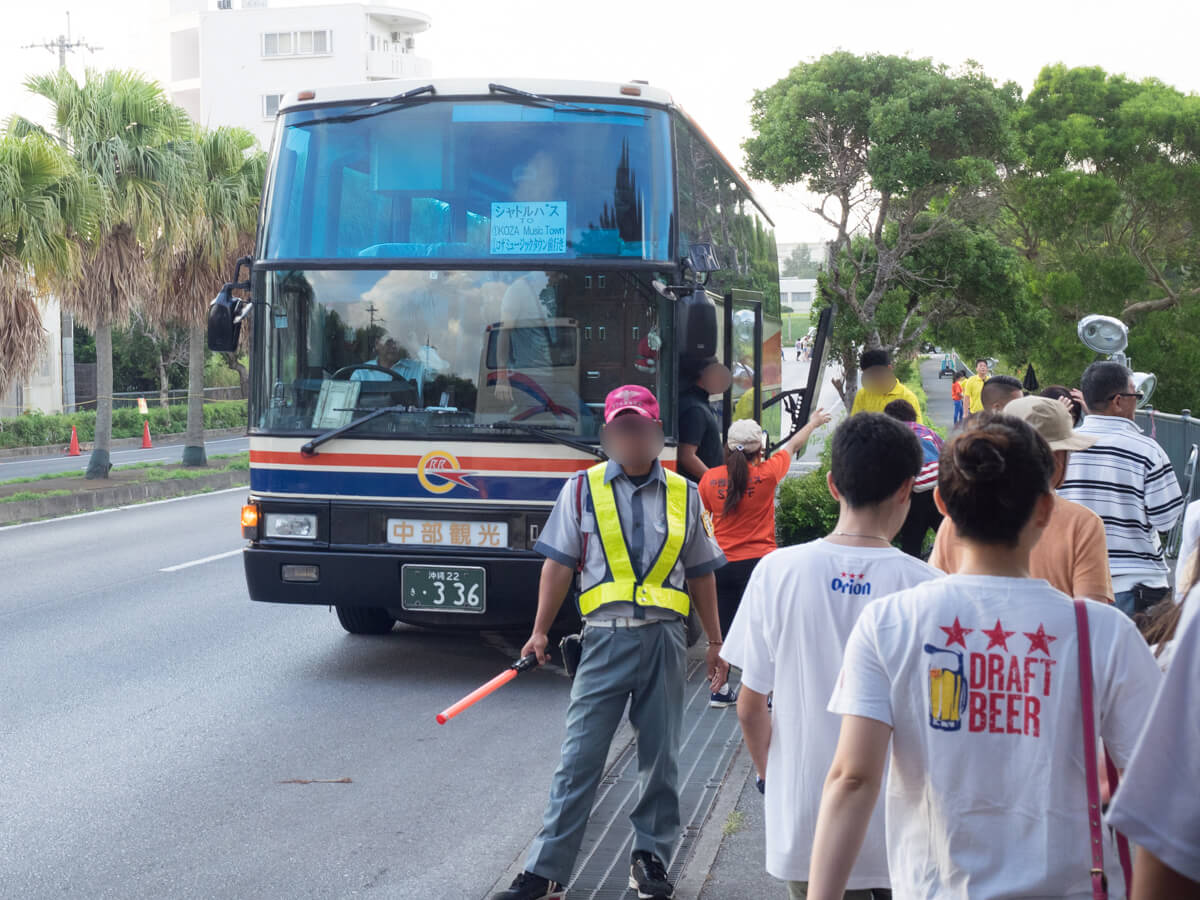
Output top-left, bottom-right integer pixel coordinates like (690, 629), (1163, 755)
(242, 546), (576, 630)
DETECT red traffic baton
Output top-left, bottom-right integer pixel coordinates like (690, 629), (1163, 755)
(436, 653), (540, 725)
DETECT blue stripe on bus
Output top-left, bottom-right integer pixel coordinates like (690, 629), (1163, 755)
(249, 467), (568, 502)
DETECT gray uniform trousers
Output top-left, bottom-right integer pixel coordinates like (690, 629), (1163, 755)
(525, 618), (688, 885)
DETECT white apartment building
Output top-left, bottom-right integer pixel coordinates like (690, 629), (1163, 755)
(165, 0), (432, 148)
(1, 296), (65, 418)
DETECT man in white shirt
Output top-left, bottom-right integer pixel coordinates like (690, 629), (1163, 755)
(1059, 361), (1184, 616)
(722, 413), (941, 898)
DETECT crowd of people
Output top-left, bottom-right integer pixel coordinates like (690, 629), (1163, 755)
(495, 349), (1197, 900)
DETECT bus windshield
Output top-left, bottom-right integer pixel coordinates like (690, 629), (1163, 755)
(250, 268), (675, 440)
(264, 101), (674, 262)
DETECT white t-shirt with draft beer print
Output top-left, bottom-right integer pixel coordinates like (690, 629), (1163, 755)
(720, 539), (940, 887)
(829, 575), (1161, 899)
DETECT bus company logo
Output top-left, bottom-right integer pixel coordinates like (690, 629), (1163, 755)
(417, 450), (478, 494)
(830, 572), (871, 595)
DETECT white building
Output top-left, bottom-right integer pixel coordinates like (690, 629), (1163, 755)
(1, 296), (65, 418)
(164, 0), (432, 148)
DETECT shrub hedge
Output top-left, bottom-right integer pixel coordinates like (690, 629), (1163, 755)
(0, 401), (246, 449)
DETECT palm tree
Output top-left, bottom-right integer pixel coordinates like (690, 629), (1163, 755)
(13, 69), (192, 478)
(0, 129), (97, 399)
(151, 124), (263, 467)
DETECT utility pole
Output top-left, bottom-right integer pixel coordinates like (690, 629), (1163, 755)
(22, 12), (102, 414)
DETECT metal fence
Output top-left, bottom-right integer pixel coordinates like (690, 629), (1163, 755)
(1135, 407), (1199, 560)
(110, 387), (244, 409)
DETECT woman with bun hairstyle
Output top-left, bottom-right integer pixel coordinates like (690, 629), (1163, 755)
(806, 413), (1163, 900)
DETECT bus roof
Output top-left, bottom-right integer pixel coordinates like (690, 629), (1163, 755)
(279, 78), (676, 112)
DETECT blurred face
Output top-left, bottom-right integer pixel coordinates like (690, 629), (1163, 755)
(601, 412), (664, 469)
(699, 363), (732, 395)
(976, 361), (989, 378)
(1108, 376), (1140, 420)
(376, 338), (401, 368)
(861, 364), (896, 392)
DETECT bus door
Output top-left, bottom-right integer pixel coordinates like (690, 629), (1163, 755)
(723, 290), (763, 429)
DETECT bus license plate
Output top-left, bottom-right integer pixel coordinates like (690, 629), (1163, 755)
(401, 565), (486, 613)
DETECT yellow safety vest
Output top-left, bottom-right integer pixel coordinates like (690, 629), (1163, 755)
(578, 463), (691, 618)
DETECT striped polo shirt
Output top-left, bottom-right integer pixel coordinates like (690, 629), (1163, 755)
(1059, 415), (1184, 587)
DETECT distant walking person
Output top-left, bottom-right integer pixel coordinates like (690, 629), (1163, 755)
(1059, 361), (1184, 617)
(951, 370), (967, 425)
(961, 358), (989, 414)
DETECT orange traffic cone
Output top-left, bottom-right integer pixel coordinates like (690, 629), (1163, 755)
(141, 419), (153, 449)
(67, 425), (80, 456)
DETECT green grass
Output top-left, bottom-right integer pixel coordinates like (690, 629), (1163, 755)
(722, 810), (745, 837)
(0, 452), (250, 487)
(1, 489), (72, 504)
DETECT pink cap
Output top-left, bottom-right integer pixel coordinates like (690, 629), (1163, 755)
(604, 385), (660, 423)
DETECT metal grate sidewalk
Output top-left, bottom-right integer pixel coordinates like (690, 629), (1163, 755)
(563, 659), (743, 899)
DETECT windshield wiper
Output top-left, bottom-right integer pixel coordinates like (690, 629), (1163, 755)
(489, 420), (607, 459)
(290, 84), (437, 128)
(486, 83), (649, 119)
(300, 404), (422, 456)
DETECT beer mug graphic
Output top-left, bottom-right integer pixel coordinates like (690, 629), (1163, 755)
(923, 644), (968, 732)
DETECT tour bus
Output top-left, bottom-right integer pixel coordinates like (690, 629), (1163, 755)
(208, 78), (785, 635)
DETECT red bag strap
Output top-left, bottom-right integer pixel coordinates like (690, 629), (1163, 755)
(1073, 599), (1133, 899)
(1074, 599), (1108, 900)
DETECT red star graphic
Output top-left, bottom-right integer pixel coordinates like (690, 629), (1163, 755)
(1024, 623), (1058, 657)
(939, 616), (974, 649)
(981, 619), (1015, 651)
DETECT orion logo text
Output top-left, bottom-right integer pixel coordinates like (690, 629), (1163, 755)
(830, 572), (871, 595)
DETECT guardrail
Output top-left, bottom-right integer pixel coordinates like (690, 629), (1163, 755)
(1135, 407), (1199, 560)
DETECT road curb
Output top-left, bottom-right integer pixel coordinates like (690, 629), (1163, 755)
(0, 470), (249, 525)
(0, 427), (247, 460)
(675, 741), (754, 900)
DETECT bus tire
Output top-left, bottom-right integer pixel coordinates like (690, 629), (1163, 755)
(335, 605), (396, 635)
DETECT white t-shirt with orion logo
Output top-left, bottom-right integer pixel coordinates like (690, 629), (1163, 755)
(830, 574), (1162, 899)
(721, 539), (940, 887)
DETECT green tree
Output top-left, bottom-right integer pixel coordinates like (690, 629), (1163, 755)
(14, 69), (192, 478)
(0, 129), (97, 399)
(781, 244), (820, 278)
(150, 125), (263, 466)
(998, 64), (1200, 411)
(744, 52), (1020, 406)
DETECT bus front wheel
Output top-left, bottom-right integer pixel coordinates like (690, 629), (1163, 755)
(335, 605), (397, 635)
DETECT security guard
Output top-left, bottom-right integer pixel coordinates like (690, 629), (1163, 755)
(493, 384), (728, 900)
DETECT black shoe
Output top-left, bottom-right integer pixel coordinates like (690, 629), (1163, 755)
(491, 871), (566, 900)
(629, 850), (674, 899)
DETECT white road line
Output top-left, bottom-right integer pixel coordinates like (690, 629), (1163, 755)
(0, 485), (248, 532)
(160, 548), (243, 572)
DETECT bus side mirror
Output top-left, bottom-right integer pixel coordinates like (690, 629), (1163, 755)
(677, 287), (717, 359)
(686, 242), (722, 273)
(208, 284), (243, 352)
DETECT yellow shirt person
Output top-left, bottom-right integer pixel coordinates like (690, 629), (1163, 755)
(962, 359), (990, 413)
(850, 349), (922, 416)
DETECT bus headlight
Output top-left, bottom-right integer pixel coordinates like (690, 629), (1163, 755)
(265, 512), (318, 539)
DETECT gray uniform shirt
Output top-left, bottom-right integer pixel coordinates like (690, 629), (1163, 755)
(533, 460), (726, 621)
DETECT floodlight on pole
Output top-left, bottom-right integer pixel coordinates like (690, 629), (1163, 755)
(1076, 314), (1156, 409)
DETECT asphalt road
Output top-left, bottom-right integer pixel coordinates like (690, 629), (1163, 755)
(0, 489), (575, 899)
(0, 436), (251, 481)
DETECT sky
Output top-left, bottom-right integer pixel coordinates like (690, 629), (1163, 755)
(4, 0), (1200, 243)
